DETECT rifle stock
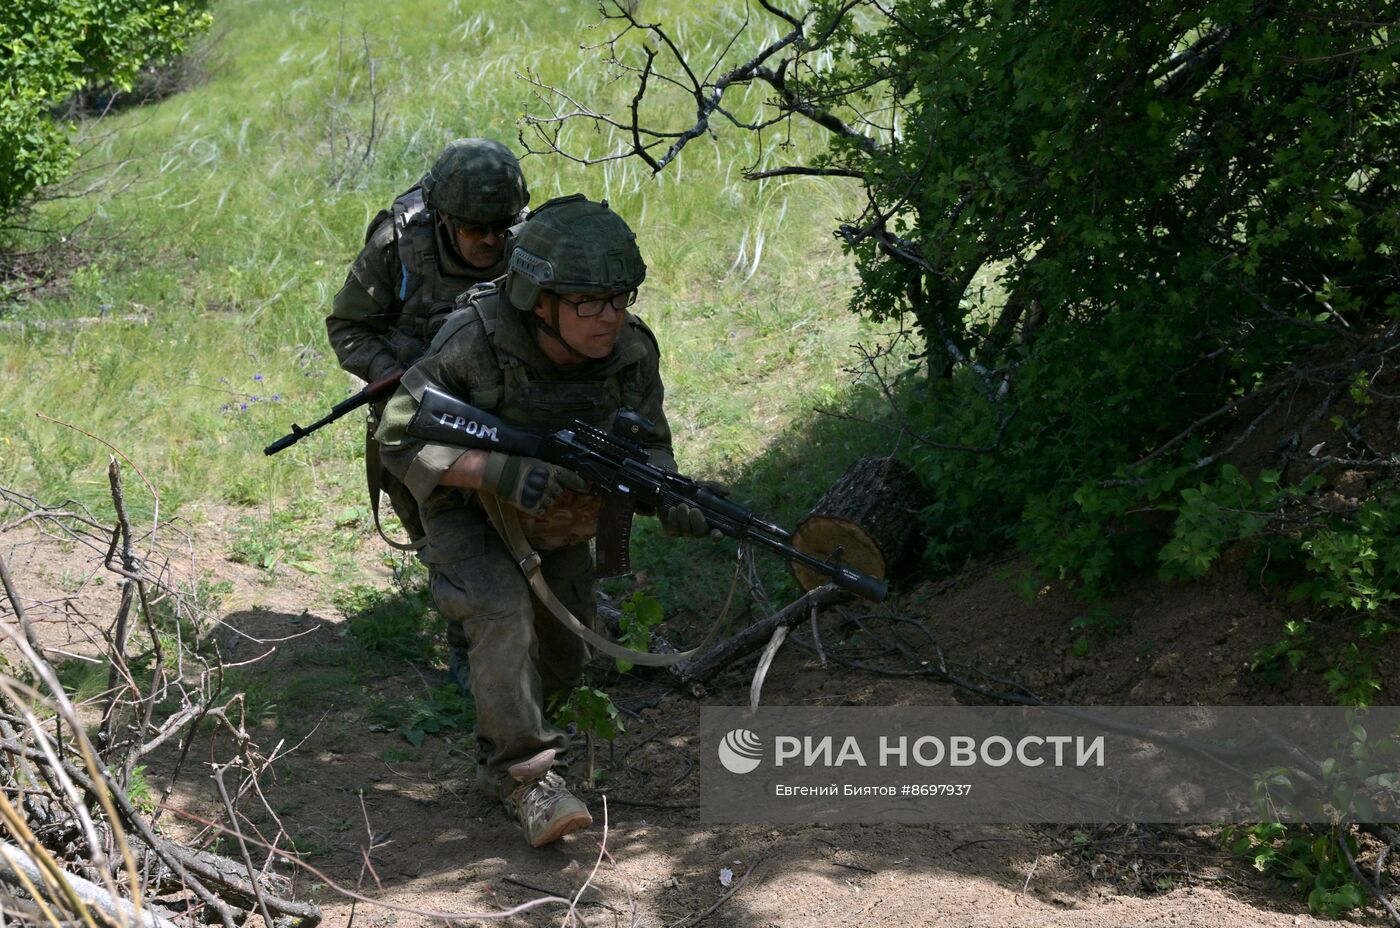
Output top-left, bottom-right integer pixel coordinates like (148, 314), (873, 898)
(407, 387), (888, 601)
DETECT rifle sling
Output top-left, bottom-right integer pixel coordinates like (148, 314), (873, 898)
(366, 422), (426, 552)
(478, 493), (729, 667)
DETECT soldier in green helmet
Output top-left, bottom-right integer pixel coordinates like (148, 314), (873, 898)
(374, 195), (709, 847)
(325, 138), (529, 689)
(327, 137), (530, 382)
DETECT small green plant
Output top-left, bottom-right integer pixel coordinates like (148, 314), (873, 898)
(1249, 620), (1313, 686)
(125, 764), (155, 814)
(551, 684), (625, 786)
(615, 592), (666, 673)
(1068, 604), (1126, 658)
(1225, 715), (1400, 917)
(227, 509), (319, 574)
(1225, 823), (1364, 918)
(367, 684), (474, 748)
(1293, 490), (1400, 620)
(333, 557), (436, 663)
(551, 685), (624, 742)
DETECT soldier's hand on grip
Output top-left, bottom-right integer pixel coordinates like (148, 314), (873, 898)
(483, 452), (588, 515)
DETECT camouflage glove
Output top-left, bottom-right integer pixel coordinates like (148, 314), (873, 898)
(482, 452), (588, 515)
(661, 481), (729, 539)
(662, 502), (709, 538)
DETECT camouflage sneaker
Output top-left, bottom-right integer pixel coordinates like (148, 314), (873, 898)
(507, 770), (592, 848)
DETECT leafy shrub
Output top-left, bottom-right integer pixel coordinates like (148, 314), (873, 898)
(0, 0), (212, 219)
(551, 0), (1400, 697)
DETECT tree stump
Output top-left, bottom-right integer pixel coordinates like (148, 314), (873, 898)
(789, 455), (923, 593)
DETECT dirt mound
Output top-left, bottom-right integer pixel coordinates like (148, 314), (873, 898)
(906, 553), (1400, 709)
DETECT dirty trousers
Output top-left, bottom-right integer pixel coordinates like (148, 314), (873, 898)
(426, 514), (596, 793)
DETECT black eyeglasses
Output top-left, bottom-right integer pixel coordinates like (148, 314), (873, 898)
(453, 218), (513, 239)
(553, 290), (638, 317)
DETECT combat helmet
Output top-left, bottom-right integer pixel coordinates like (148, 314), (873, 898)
(421, 138), (529, 223)
(505, 194), (647, 312)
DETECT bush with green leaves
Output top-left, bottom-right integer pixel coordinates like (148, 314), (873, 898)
(1225, 714), (1400, 918)
(0, 0), (211, 220)
(536, 0), (1399, 696)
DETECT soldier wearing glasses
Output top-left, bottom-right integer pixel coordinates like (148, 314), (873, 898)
(374, 194), (709, 847)
(325, 138), (528, 688)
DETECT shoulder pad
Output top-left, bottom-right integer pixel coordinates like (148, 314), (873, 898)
(366, 213), (397, 252)
(442, 284), (506, 337)
(425, 306), (481, 355)
(626, 314), (661, 355)
(363, 208), (392, 246)
(472, 284), (505, 335)
(392, 187), (430, 231)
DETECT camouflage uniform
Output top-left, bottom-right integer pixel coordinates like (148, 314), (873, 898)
(325, 186), (504, 382)
(325, 138), (529, 541)
(374, 281), (673, 793)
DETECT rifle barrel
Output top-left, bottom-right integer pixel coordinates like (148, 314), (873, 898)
(264, 369), (404, 456)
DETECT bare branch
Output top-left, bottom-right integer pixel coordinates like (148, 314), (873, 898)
(743, 165), (864, 179)
(520, 0), (879, 173)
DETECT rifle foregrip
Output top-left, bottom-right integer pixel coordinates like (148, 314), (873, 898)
(695, 487), (750, 523)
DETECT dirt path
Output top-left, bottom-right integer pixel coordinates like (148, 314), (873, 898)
(6, 513), (1396, 927)
(173, 564), (1397, 926)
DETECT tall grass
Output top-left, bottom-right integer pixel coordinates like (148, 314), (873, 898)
(1, 0), (892, 608)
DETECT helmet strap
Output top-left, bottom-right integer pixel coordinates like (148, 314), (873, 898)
(437, 212), (464, 261)
(532, 293), (592, 363)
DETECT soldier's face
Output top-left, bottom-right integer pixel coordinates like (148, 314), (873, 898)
(451, 218), (510, 268)
(535, 292), (629, 362)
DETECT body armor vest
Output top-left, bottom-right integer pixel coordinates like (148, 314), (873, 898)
(433, 286), (655, 549)
(433, 286), (651, 425)
(372, 186), (486, 354)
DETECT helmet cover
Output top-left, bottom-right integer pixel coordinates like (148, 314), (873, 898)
(420, 138), (529, 222)
(505, 194), (646, 311)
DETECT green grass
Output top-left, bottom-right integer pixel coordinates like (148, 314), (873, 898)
(2, 0), (898, 618)
(224, 663), (365, 737)
(332, 556), (437, 663)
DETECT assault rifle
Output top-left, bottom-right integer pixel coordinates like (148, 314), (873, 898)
(263, 369), (404, 456)
(406, 386), (888, 602)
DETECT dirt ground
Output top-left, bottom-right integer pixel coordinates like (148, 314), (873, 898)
(4, 508), (1399, 928)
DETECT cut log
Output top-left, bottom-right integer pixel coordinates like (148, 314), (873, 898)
(790, 456), (923, 593)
